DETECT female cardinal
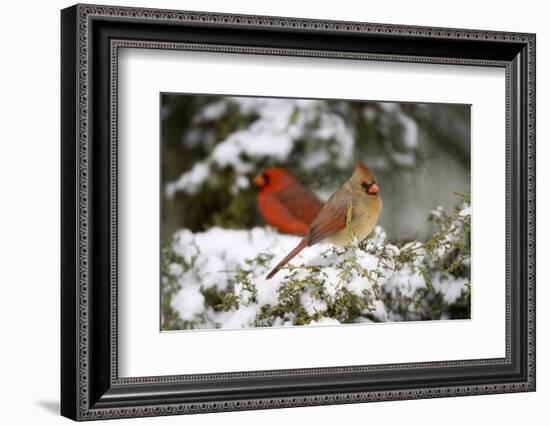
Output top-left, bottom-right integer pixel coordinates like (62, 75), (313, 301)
(266, 160), (382, 279)
(254, 168), (323, 236)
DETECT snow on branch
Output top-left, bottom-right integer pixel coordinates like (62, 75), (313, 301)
(165, 98), (419, 198)
(162, 193), (471, 330)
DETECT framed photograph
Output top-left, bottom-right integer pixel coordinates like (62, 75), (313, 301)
(61, 4), (536, 421)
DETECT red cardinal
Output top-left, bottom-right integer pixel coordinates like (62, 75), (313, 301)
(253, 168), (323, 236)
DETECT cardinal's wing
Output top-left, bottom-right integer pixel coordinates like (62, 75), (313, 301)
(306, 189), (350, 245)
(260, 192), (311, 235)
(276, 183), (324, 224)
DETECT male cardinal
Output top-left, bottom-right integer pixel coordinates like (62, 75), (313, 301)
(266, 160), (382, 280)
(253, 168), (323, 236)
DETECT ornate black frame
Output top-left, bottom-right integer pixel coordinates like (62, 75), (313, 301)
(61, 3), (536, 421)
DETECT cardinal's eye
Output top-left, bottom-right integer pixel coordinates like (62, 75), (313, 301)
(362, 181), (379, 195)
(262, 173), (270, 185)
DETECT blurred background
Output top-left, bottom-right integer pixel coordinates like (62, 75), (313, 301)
(162, 94), (470, 242)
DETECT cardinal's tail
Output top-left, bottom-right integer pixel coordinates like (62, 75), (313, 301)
(266, 239), (308, 280)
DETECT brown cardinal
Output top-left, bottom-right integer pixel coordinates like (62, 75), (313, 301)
(254, 168), (323, 236)
(266, 160), (382, 280)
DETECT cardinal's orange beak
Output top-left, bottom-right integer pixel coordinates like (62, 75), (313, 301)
(367, 183), (380, 195)
(253, 174), (266, 187)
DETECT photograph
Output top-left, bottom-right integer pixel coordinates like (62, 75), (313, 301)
(160, 94), (472, 331)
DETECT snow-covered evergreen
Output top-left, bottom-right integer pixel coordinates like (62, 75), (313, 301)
(162, 195), (470, 330)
